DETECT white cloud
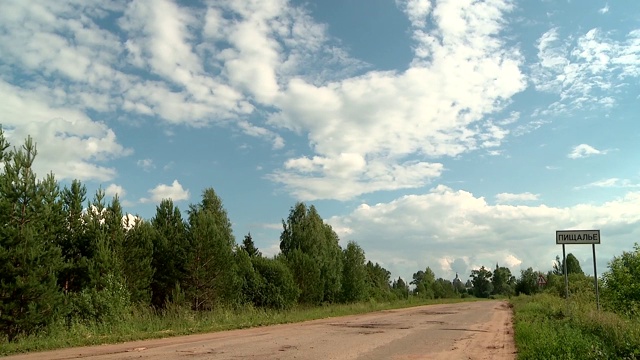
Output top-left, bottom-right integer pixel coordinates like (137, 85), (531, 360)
(532, 27), (640, 115)
(495, 192), (540, 203)
(238, 121), (285, 149)
(576, 178), (640, 190)
(137, 159), (155, 171)
(140, 180), (190, 203)
(105, 184), (127, 198)
(269, 157), (443, 201)
(0, 81), (131, 181)
(568, 144), (605, 159)
(268, 0), (526, 200)
(328, 185), (640, 282)
(396, 0), (432, 28)
(598, 4), (609, 14)
(122, 213), (142, 230)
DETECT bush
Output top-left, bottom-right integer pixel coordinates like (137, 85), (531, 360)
(69, 274), (132, 324)
(602, 243), (640, 317)
(252, 257), (299, 310)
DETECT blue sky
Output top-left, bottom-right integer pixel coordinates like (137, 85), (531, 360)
(1, 0), (639, 283)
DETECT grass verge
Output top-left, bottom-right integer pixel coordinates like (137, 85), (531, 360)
(511, 293), (640, 359)
(1, 297), (477, 356)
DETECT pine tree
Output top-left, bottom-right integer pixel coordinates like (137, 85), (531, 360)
(122, 217), (154, 304)
(73, 189), (131, 324)
(241, 232), (261, 258)
(59, 180), (91, 293)
(150, 199), (188, 308)
(0, 134), (64, 341)
(184, 188), (239, 310)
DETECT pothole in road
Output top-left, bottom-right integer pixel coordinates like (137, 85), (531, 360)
(329, 322), (412, 330)
(278, 345), (299, 352)
(417, 311), (458, 315)
(359, 330), (385, 335)
(440, 328), (489, 333)
(423, 320), (447, 325)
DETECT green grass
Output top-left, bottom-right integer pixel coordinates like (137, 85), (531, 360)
(511, 293), (640, 360)
(0, 297), (478, 356)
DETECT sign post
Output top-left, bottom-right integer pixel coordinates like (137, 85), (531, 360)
(556, 230), (600, 311)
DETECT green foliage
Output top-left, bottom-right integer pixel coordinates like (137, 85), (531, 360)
(321, 224), (343, 303)
(280, 203), (344, 304)
(150, 199), (188, 308)
(602, 243), (640, 317)
(251, 256), (299, 310)
(411, 267), (436, 299)
(553, 253), (584, 275)
(122, 219), (155, 304)
(545, 273), (595, 299)
(286, 249), (323, 304)
(512, 293), (640, 360)
(58, 180), (91, 293)
(241, 232), (261, 258)
(491, 264), (515, 296)
(366, 261), (394, 301)
(341, 242), (368, 302)
(184, 189), (239, 310)
(391, 277), (410, 299)
(0, 134), (64, 341)
(433, 278), (458, 299)
(234, 247), (260, 306)
(470, 266), (493, 298)
(68, 274), (132, 325)
(515, 267), (541, 296)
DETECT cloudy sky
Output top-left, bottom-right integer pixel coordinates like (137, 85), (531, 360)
(2, 0), (639, 283)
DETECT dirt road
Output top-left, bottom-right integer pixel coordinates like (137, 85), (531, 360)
(6, 300), (516, 360)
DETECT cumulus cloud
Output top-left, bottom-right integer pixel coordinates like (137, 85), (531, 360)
(396, 0), (432, 28)
(0, 81), (131, 181)
(495, 192), (540, 203)
(568, 144), (606, 159)
(328, 185), (640, 282)
(140, 180), (190, 203)
(268, 0), (526, 200)
(2, 0), (348, 181)
(105, 184), (127, 198)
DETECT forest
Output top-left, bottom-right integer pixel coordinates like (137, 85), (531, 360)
(2, 129), (640, 347)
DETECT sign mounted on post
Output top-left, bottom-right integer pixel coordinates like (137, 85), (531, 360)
(556, 229), (601, 311)
(556, 230), (600, 244)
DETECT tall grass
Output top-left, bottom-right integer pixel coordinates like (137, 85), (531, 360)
(0, 297), (476, 356)
(512, 293), (640, 359)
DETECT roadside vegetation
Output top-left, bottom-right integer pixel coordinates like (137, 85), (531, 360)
(0, 130), (497, 356)
(511, 245), (640, 359)
(7, 129), (638, 358)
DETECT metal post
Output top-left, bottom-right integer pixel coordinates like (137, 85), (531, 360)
(563, 244), (568, 300)
(593, 244), (600, 311)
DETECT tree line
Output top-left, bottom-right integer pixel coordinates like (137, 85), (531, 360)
(0, 131), (405, 341)
(2, 129), (640, 342)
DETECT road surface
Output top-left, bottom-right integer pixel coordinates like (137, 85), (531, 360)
(6, 300), (516, 360)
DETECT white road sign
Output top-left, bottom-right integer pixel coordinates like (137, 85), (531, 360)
(556, 230), (600, 244)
